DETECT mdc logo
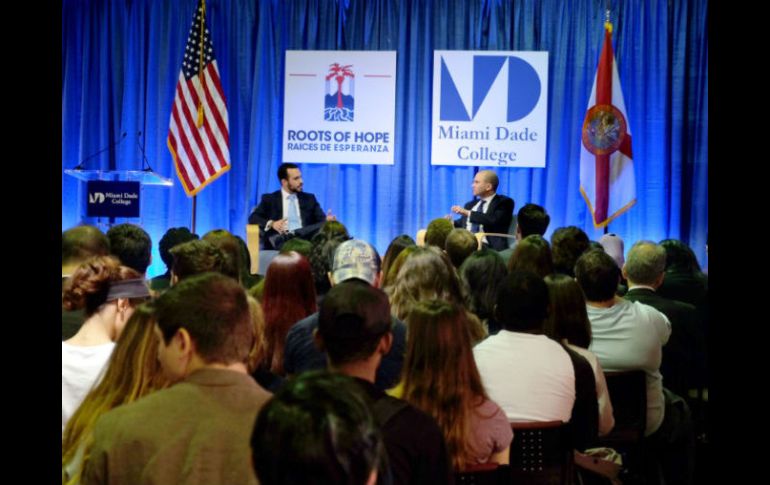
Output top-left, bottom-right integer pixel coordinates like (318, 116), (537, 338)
(89, 192), (106, 204)
(324, 63), (355, 121)
(439, 54), (542, 123)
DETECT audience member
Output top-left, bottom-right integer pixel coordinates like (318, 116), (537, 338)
(261, 251), (317, 377)
(202, 229), (242, 281)
(169, 239), (227, 282)
(507, 234), (553, 278)
(106, 223), (152, 276)
(284, 240), (406, 391)
(251, 371), (385, 485)
(315, 281), (453, 485)
(381, 234), (416, 281)
(62, 305), (169, 484)
(62, 256), (150, 434)
(459, 249), (508, 335)
(551, 226), (590, 277)
(62, 225), (110, 339)
(474, 270), (598, 450)
(425, 218), (453, 250)
(150, 227), (198, 291)
(544, 273), (615, 436)
(82, 273), (271, 485)
(396, 300), (512, 470)
(576, 249), (694, 484)
(444, 228), (477, 268)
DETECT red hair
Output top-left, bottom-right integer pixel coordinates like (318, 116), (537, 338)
(262, 252), (317, 374)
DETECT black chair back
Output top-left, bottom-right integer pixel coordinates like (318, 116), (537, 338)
(601, 370), (647, 446)
(509, 420), (573, 485)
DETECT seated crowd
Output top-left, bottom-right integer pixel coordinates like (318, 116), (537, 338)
(61, 210), (707, 485)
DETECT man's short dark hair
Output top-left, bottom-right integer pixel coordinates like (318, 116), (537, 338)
(251, 371), (384, 485)
(170, 240), (227, 281)
(202, 229), (241, 281)
(575, 249), (621, 302)
(517, 203), (550, 238)
(659, 239), (702, 274)
(280, 238), (313, 257)
(444, 228), (477, 268)
(158, 227), (198, 271)
(495, 270), (549, 332)
(551, 226), (590, 277)
(154, 272), (252, 364)
(62, 225), (110, 266)
(425, 218), (453, 249)
(277, 162), (299, 182)
(317, 281), (392, 365)
(106, 223), (152, 274)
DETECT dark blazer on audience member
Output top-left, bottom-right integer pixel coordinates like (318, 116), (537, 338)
(248, 190), (326, 249)
(453, 194), (515, 250)
(624, 287), (706, 394)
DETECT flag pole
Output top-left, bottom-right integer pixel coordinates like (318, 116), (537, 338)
(603, 5), (611, 239)
(192, 196), (197, 234)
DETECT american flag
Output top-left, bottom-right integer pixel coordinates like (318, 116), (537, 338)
(167, 0), (230, 197)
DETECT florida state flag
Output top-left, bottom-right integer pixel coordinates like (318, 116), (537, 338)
(579, 22), (636, 228)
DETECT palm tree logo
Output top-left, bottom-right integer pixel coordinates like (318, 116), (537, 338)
(324, 63), (355, 121)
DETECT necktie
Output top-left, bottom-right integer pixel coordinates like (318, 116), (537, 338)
(287, 194), (301, 231)
(469, 200), (486, 233)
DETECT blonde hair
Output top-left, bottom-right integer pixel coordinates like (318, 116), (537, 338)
(61, 304), (170, 484)
(246, 295), (267, 373)
(387, 247), (464, 320)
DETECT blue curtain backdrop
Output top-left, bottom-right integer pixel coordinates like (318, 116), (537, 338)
(62, 0), (708, 278)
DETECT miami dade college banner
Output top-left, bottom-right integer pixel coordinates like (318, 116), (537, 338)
(283, 51), (397, 165)
(431, 51), (548, 167)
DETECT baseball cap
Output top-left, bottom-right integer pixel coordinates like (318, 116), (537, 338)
(332, 240), (380, 285)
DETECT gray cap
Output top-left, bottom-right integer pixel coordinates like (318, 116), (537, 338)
(332, 239), (380, 285)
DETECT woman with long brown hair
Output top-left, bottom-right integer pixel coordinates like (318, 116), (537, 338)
(62, 304), (170, 484)
(543, 273), (615, 436)
(394, 300), (512, 470)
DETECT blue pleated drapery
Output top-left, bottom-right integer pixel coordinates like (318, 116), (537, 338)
(62, 0), (708, 278)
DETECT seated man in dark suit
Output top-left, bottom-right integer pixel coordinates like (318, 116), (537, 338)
(450, 170), (514, 251)
(623, 241), (704, 398)
(248, 162), (333, 250)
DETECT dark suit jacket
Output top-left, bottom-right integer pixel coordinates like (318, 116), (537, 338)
(83, 369), (271, 485)
(624, 287), (706, 393)
(248, 190), (326, 249)
(453, 193), (515, 250)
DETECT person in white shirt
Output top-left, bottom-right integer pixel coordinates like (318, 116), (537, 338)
(62, 255), (151, 434)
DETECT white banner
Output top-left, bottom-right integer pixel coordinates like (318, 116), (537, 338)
(282, 51), (397, 165)
(431, 50), (549, 167)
